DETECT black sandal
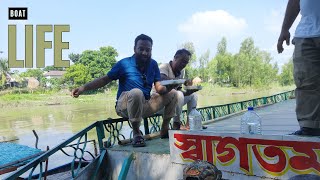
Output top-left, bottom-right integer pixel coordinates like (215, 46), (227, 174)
(160, 129), (169, 139)
(132, 135), (146, 147)
(172, 121), (181, 130)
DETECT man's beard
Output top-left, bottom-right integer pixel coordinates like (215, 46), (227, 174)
(136, 55), (151, 68)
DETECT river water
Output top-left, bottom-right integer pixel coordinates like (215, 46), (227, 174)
(0, 89), (293, 150)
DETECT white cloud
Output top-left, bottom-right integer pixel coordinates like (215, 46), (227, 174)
(178, 10), (247, 44)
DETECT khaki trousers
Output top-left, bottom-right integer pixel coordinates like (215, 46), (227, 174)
(115, 88), (178, 123)
(173, 91), (198, 122)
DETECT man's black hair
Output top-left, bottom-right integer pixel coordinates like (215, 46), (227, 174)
(174, 48), (191, 57)
(134, 34), (153, 46)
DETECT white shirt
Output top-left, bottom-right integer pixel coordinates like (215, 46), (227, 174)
(159, 63), (184, 79)
(294, 0), (320, 38)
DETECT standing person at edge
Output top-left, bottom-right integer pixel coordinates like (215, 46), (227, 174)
(277, 0), (320, 136)
(159, 49), (201, 130)
(71, 34), (178, 147)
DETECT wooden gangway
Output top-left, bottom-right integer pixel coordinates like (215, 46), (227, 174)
(204, 99), (299, 135)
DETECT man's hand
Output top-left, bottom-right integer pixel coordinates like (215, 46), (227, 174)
(71, 86), (85, 98)
(166, 84), (179, 92)
(185, 89), (199, 96)
(277, 30), (291, 54)
(70, 75), (111, 98)
(184, 79), (193, 86)
(155, 81), (179, 95)
(154, 81), (167, 94)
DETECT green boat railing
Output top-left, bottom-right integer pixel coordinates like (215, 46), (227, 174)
(4, 90), (295, 180)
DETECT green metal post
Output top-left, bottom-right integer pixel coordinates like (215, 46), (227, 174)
(118, 153), (134, 180)
(96, 121), (105, 151)
(91, 149), (107, 180)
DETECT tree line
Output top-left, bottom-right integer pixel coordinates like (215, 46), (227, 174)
(0, 36), (294, 91)
(181, 37), (294, 88)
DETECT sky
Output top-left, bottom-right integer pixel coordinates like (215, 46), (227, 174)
(0, 0), (301, 72)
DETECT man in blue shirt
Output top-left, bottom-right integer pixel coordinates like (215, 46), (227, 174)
(71, 34), (178, 147)
(278, 0), (320, 136)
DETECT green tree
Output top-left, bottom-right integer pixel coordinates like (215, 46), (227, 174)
(198, 50), (210, 82)
(256, 51), (278, 87)
(231, 37), (276, 87)
(63, 64), (93, 89)
(215, 37), (234, 85)
(207, 57), (218, 84)
(75, 46), (118, 79)
(43, 65), (64, 71)
(238, 37), (259, 86)
(217, 37), (227, 55)
(20, 69), (44, 81)
(0, 58), (10, 88)
(215, 53), (234, 85)
(68, 53), (81, 64)
(231, 53), (246, 87)
(228, 38), (280, 87)
(45, 77), (64, 90)
(279, 59), (294, 86)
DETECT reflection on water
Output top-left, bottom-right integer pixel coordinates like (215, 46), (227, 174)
(0, 102), (119, 149)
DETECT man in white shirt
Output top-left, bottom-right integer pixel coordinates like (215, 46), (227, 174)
(160, 49), (199, 130)
(277, 0), (320, 136)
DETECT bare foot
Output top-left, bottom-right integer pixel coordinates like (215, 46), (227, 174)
(180, 125), (190, 130)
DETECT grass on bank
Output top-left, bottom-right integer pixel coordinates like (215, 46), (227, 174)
(0, 84), (295, 108)
(198, 83), (295, 96)
(0, 88), (117, 108)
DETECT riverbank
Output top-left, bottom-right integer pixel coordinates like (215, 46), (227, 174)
(0, 85), (295, 109)
(0, 89), (116, 109)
